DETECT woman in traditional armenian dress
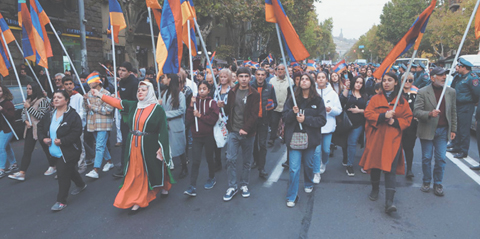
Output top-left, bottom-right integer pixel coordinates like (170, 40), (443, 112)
(92, 81), (174, 211)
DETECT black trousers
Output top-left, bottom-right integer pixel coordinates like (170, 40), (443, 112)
(20, 128), (54, 172)
(190, 136), (216, 187)
(370, 148), (401, 190)
(269, 111), (282, 141)
(55, 157), (85, 204)
(253, 120), (269, 171)
(402, 131), (417, 171)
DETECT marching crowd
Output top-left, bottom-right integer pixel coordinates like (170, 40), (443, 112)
(1, 57), (480, 214)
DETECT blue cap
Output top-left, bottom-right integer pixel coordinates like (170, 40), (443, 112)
(392, 65), (399, 70)
(430, 63), (437, 68)
(375, 64), (380, 67)
(400, 64), (407, 70)
(411, 63), (418, 68)
(458, 58), (474, 67)
(418, 62), (426, 69)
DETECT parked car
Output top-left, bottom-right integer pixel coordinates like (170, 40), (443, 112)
(6, 85), (27, 140)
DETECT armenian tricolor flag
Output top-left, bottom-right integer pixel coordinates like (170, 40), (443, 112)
(30, 0), (52, 60)
(18, 0), (36, 62)
(108, 0), (127, 44)
(146, 0), (162, 30)
(476, 5), (480, 39)
(0, 13), (13, 77)
(156, 0), (183, 77)
(265, 0), (309, 62)
(181, 0), (197, 56)
(28, 0), (49, 68)
(333, 60), (347, 73)
(86, 72), (102, 84)
(306, 60), (316, 71)
(373, 0), (436, 79)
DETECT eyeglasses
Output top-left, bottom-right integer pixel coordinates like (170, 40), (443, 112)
(407, 79), (414, 83)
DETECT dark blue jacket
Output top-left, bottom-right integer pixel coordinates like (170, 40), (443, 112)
(250, 80), (277, 124)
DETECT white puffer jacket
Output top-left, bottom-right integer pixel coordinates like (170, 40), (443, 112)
(316, 83), (342, 134)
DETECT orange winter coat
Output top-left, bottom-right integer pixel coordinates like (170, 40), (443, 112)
(359, 94), (412, 174)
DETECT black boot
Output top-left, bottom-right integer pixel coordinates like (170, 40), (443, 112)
(385, 189), (397, 213)
(405, 169), (414, 178)
(369, 181), (380, 201)
(179, 163), (188, 179)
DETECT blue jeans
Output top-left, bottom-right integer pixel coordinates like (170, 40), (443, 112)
(287, 147), (315, 202)
(0, 130), (16, 170)
(347, 126), (363, 166)
(93, 131), (111, 169)
(420, 127), (448, 185)
(314, 133), (333, 173)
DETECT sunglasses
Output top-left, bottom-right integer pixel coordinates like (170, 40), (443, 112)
(407, 79), (414, 83)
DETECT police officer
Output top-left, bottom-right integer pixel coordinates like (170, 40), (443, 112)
(414, 62), (430, 89)
(447, 58), (480, 158)
(399, 64), (407, 80)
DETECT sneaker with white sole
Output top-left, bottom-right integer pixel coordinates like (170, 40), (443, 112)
(305, 187), (313, 193)
(360, 168), (367, 174)
(44, 167), (56, 176)
(240, 185), (250, 198)
(313, 173), (321, 184)
(86, 170), (99, 179)
(223, 187), (238, 201)
(102, 162), (114, 172)
(8, 172), (25, 181)
(346, 166), (355, 177)
(320, 163), (326, 174)
(169, 160), (175, 170)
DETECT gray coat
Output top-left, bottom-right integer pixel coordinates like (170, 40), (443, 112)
(161, 91), (186, 157)
(413, 84), (457, 140)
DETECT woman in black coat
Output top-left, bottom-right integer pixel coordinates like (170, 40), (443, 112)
(38, 90), (86, 211)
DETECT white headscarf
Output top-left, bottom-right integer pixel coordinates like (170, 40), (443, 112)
(137, 81), (158, 109)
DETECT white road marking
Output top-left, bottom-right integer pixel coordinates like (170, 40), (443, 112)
(446, 152), (480, 185)
(461, 154), (480, 167)
(263, 150), (287, 188)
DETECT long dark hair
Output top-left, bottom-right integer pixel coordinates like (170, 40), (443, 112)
(27, 82), (44, 101)
(294, 73), (319, 103)
(162, 73), (180, 109)
(0, 84), (13, 101)
(329, 72), (344, 94)
(382, 71), (404, 104)
(350, 76), (367, 98)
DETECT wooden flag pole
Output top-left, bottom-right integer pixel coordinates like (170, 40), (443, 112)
(437, 0), (480, 110)
(275, 23), (302, 130)
(13, 39), (46, 93)
(1, 31), (31, 123)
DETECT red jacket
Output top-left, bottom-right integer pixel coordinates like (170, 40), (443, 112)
(0, 100), (15, 133)
(186, 96), (219, 138)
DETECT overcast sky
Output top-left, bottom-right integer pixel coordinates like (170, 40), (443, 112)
(315, 0), (391, 39)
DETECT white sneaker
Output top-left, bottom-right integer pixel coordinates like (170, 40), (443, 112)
(102, 162), (114, 172)
(313, 173), (321, 184)
(286, 201), (296, 208)
(44, 167), (56, 176)
(304, 187), (313, 193)
(320, 163), (326, 174)
(86, 170), (99, 179)
(360, 168), (367, 174)
(169, 160), (175, 170)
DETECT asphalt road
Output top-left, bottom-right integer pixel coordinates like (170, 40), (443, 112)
(1, 131), (479, 239)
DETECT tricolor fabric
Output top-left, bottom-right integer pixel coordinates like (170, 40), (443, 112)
(108, 0), (127, 44)
(0, 13), (12, 77)
(146, 0), (162, 30)
(19, 0), (36, 62)
(207, 51), (216, 66)
(475, 4), (480, 39)
(265, 0), (309, 62)
(87, 72), (102, 84)
(306, 60), (316, 71)
(373, 0), (436, 79)
(333, 60), (347, 73)
(267, 54), (274, 64)
(30, 0), (53, 60)
(156, 0), (183, 77)
(27, 0), (49, 68)
(180, 0), (197, 56)
(244, 61), (259, 69)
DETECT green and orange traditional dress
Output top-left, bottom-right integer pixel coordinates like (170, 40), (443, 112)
(102, 95), (175, 209)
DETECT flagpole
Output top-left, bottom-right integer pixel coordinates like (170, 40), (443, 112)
(1, 31), (31, 123)
(1, 114), (19, 140)
(111, 24), (118, 98)
(393, 50), (417, 111)
(193, 18), (226, 119)
(147, 7), (158, 76)
(275, 23), (302, 130)
(48, 22), (87, 95)
(187, 20), (199, 132)
(44, 68), (54, 94)
(13, 39), (45, 93)
(437, 0), (480, 109)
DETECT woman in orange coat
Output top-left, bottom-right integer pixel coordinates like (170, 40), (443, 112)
(359, 72), (412, 214)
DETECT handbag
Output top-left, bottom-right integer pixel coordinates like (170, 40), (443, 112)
(213, 113), (228, 148)
(336, 109), (353, 133)
(289, 131), (308, 150)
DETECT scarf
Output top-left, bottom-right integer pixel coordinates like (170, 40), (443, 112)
(137, 81), (158, 109)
